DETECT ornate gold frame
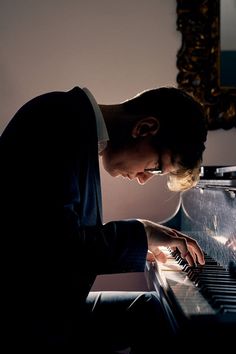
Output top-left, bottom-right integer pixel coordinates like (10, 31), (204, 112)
(176, 0), (236, 130)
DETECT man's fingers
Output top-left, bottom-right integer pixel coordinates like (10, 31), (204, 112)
(155, 249), (167, 263)
(187, 240), (205, 265)
(146, 249), (167, 263)
(170, 237), (205, 267)
(174, 231), (205, 265)
(146, 250), (155, 262)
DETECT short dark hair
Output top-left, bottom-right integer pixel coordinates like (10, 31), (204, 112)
(123, 87), (208, 191)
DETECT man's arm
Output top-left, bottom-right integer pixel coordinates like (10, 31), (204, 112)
(139, 219), (205, 266)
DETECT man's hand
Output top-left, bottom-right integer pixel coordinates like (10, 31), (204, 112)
(146, 249), (168, 263)
(139, 219), (205, 267)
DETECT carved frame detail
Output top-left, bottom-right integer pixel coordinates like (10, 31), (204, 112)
(176, 0), (236, 130)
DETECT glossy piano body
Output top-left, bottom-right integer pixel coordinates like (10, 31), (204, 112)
(181, 165), (236, 271)
(145, 166), (236, 352)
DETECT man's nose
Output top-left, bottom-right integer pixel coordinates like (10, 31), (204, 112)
(136, 173), (154, 185)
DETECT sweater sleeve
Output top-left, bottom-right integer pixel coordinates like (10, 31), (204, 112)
(64, 206), (148, 275)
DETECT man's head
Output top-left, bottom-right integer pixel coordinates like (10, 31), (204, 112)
(100, 86), (208, 191)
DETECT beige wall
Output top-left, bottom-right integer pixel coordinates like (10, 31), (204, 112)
(1, 1), (235, 290)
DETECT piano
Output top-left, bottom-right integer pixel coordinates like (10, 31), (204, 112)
(145, 165), (236, 352)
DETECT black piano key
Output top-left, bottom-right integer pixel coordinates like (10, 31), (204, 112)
(198, 286), (236, 295)
(197, 276), (236, 283)
(183, 264), (225, 273)
(220, 306), (236, 314)
(229, 260), (236, 278)
(196, 274), (236, 281)
(190, 273), (234, 282)
(202, 288), (236, 298)
(201, 283), (236, 291)
(201, 288), (236, 297)
(204, 260), (219, 265)
(189, 271), (230, 280)
(212, 297), (236, 309)
(185, 266), (221, 274)
(212, 295), (236, 302)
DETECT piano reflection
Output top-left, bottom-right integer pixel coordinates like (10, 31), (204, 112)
(145, 165), (236, 352)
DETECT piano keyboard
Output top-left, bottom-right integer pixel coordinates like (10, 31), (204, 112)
(145, 247), (236, 318)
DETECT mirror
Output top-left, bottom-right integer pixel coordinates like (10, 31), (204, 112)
(176, 0), (236, 130)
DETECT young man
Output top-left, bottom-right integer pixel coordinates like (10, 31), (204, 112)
(0, 86), (207, 353)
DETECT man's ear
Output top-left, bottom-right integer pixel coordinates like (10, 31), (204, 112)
(132, 117), (160, 138)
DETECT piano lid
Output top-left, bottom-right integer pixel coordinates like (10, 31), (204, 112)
(199, 165), (236, 188)
(200, 165), (236, 179)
